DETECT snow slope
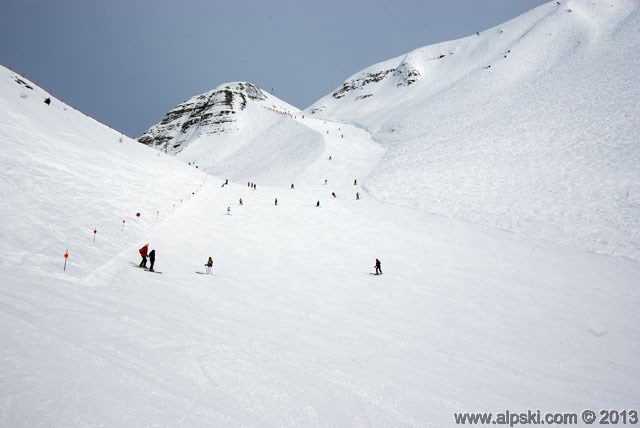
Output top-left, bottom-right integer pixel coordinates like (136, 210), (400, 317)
(2, 1), (640, 426)
(0, 66), (206, 278)
(308, 0), (640, 261)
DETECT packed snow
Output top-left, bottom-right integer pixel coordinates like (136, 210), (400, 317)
(1, 1), (639, 427)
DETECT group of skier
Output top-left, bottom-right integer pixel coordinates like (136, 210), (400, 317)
(138, 246), (380, 277)
(138, 243), (156, 272)
(136, 175), (382, 276)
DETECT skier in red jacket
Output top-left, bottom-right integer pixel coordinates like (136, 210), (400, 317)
(139, 243), (149, 268)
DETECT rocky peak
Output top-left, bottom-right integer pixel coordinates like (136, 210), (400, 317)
(138, 82), (267, 154)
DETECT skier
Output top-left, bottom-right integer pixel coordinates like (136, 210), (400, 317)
(375, 258), (382, 275)
(205, 257), (213, 274)
(291, 183), (294, 189)
(139, 243), (149, 268)
(225, 179), (229, 185)
(354, 179), (357, 185)
(329, 155), (332, 160)
(331, 192), (336, 198)
(239, 198), (243, 206)
(275, 198), (278, 206)
(324, 179), (328, 185)
(148, 249), (156, 272)
(356, 192), (360, 200)
(316, 201), (320, 207)
(227, 206), (231, 215)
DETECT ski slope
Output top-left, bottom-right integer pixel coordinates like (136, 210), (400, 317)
(308, 0), (640, 262)
(1, 63), (639, 427)
(2, 1), (640, 426)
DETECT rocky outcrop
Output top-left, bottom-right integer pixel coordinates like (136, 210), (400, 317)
(138, 82), (267, 154)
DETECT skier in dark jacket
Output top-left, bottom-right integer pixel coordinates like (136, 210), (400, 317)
(139, 244), (149, 267)
(375, 258), (382, 275)
(148, 249), (156, 272)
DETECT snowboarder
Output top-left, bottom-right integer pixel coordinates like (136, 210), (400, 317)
(148, 249), (156, 272)
(375, 258), (382, 275)
(239, 198), (243, 206)
(139, 243), (149, 268)
(356, 192), (360, 200)
(205, 257), (213, 274)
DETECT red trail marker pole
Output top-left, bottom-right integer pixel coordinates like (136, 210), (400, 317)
(93, 227), (97, 242)
(63, 250), (69, 271)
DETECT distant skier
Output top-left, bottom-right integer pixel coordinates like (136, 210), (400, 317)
(329, 156), (332, 160)
(375, 258), (382, 275)
(205, 257), (213, 274)
(324, 179), (328, 185)
(148, 249), (156, 272)
(139, 243), (149, 268)
(239, 198), (243, 206)
(44, 97), (51, 105)
(227, 206), (231, 215)
(354, 179), (357, 185)
(275, 198), (278, 206)
(316, 201), (320, 207)
(291, 183), (294, 189)
(356, 192), (360, 200)
(225, 179), (229, 185)
(331, 192), (336, 198)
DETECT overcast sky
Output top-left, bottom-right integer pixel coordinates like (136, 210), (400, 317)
(1, 0), (548, 137)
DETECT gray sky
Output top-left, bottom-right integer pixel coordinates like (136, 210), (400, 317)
(1, 0), (548, 137)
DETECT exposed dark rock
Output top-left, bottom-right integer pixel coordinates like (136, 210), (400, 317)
(138, 82), (266, 154)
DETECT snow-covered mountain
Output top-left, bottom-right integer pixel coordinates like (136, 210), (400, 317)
(2, 1), (639, 427)
(307, 0), (640, 260)
(143, 0), (640, 261)
(138, 82), (324, 184)
(139, 82), (298, 154)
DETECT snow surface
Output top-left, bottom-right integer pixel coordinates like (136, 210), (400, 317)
(308, 0), (640, 262)
(1, 0), (640, 426)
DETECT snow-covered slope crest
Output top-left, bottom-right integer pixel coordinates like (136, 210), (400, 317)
(307, 0), (640, 261)
(139, 82), (300, 155)
(0, 64), (205, 279)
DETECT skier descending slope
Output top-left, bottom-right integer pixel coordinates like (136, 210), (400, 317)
(148, 249), (156, 272)
(374, 258), (382, 275)
(139, 243), (149, 268)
